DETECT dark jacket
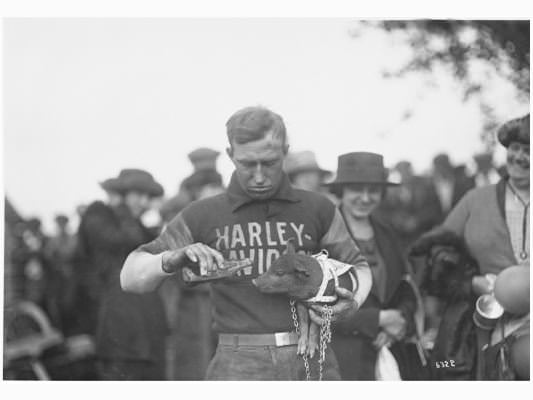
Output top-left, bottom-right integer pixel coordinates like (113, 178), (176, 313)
(78, 201), (168, 363)
(378, 176), (443, 246)
(332, 210), (417, 380)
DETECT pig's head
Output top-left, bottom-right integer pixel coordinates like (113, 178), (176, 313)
(252, 239), (323, 301)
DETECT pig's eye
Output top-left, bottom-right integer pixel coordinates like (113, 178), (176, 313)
(275, 270), (284, 276)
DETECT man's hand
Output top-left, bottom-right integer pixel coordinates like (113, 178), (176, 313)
(162, 243), (225, 275)
(373, 331), (393, 349)
(379, 309), (407, 341)
(308, 287), (359, 325)
(472, 274), (497, 296)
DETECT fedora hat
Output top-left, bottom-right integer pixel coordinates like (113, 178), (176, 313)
(284, 151), (331, 177)
(100, 169), (164, 197)
(323, 152), (398, 187)
(498, 114), (529, 148)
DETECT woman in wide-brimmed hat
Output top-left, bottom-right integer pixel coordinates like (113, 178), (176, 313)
(78, 168), (168, 380)
(323, 152), (419, 380)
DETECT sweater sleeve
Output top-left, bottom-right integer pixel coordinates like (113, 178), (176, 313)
(319, 208), (372, 306)
(442, 189), (474, 236)
(319, 208), (369, 270)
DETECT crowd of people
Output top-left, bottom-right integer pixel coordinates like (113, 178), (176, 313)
(3, 107), (529, 381)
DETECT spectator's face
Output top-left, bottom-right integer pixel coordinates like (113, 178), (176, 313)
(106, 190), (123, 207)
(506, 141), (529, 185)
(475, 157), (492, 174)
(433, 161), (452, 178)
(292, 171), (322, 192)
(396, 163), (413, 181)
(341, 184), (383, 219)
(228, 131), (288, 200)
(56, 220), (68, 232)
(124, 190), (151, 218)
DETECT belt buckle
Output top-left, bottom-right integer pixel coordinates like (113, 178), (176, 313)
(274, 332), (291, 346)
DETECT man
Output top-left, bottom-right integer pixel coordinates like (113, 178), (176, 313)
(44, 214), (78, 334)
(121, 106), (370, 380)
(284, 150), (332, 193)
(160, 147), (225, 380)
(472, 152), (501, 188)
(431, 153), (475, 218)
(78, 169), (168, 380)
(18, 218), (50, 312)
(4, 198), (25, 306)
(160, 148), (223, 223)
(378, 161), (442, 248)
(188, 147), (220, 172)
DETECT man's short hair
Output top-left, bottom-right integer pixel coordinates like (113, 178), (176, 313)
(226, 106), (287, 147)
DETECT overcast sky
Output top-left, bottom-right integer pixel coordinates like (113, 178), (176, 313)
(3, 18), (529, 232)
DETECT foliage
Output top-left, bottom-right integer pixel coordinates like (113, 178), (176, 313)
(354, 20), (529, 150)
(378, 20), (528, 96)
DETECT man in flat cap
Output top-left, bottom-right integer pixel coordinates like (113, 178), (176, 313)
(160, 148), (223, 222)
(162, 148), (225, 380)
(121, 106), (370, 380)
(188, 147), (220, 172)
(416, 114), (529, 380)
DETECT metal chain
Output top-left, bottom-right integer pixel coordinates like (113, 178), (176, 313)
(318, 305), (333, 381)
(290, 300), (334, 381)
(290, 300), (311, 380)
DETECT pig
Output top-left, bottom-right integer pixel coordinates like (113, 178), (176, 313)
(252, 238), (368, 358)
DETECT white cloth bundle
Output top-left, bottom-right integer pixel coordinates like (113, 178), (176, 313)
(375, 346), (402, 381)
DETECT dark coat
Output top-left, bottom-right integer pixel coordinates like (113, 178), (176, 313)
(331, 211), (418, 380)
(77, 201), (168, 365)
(433, 172), (475, 218)
(378, 176), (443, 246)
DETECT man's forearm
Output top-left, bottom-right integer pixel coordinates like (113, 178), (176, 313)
(120, 250), (173, 293)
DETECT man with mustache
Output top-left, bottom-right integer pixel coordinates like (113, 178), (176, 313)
(441, 113), (529, 287)
(414, 113), (529, 380)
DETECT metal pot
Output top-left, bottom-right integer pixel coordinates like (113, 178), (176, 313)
(473, 294), (504, 330)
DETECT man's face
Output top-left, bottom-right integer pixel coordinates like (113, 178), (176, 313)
(396, 163), (413, 181)
(506, 141), (530, 186)
(106, 190), (123, 207)
(227, 131), (288, 200)
(292, 171), (322, 193)
(56, 220), (68, 233)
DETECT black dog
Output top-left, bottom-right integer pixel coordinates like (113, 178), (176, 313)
(410, 229), (479, 380)
(411, 229), (478, 302)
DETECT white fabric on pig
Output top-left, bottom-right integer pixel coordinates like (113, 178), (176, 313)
(304, 250), (372, 306)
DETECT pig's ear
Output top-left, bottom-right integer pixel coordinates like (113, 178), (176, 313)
(286, 238), (296, 255)
(295, 264), (310, 277)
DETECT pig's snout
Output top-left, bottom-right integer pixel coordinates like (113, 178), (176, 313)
(253, 273), (287, 294)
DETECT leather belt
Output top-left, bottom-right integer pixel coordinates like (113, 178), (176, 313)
(218, 332), (298, 347)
